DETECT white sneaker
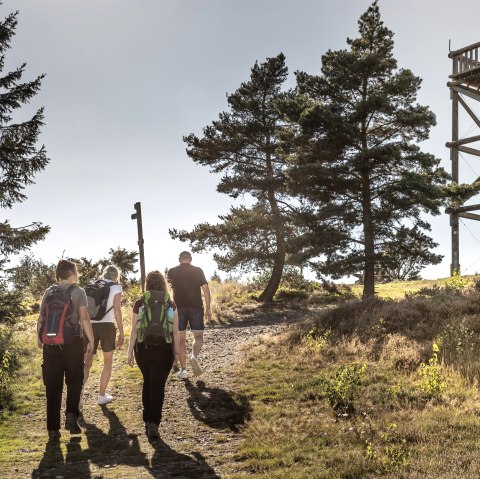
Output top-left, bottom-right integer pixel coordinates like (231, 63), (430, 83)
(98, 394), (113, 405)
(176, 368), (189, 379)
(189, 355), (203, 377)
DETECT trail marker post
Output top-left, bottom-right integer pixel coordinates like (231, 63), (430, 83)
(131, 202), (146, 292)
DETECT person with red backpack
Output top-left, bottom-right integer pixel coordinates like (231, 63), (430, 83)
(37, 259), (94, 442)
(127, 270), (179, 441)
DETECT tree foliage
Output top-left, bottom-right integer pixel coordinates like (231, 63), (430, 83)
(279, 1), (478, 298)
(0, 9), (49, 271)
(171, 54), (296, 301)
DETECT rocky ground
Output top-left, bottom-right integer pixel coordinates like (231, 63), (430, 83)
(25, 306), (307, 479)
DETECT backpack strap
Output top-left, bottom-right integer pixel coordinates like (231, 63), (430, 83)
(97, 280), (118, 320)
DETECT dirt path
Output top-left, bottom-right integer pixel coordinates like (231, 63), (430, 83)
(20, 308), (304, 479)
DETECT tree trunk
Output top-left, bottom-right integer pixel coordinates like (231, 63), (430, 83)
(361, 173), (375, 299)
(360, 107), (375, 300)
(259, 236), (286, 302)
(258, 144), (286, 302)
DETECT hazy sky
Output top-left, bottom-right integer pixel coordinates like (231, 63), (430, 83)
(6, 0), (480, 280)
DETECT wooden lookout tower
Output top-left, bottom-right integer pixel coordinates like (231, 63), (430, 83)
(446, 41), (480, 275)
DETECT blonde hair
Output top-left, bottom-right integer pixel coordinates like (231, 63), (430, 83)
(103, 265), (120, 282)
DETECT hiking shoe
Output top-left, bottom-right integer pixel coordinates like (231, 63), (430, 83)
(147, 422), (160, 441)
(98, 394), (113, 405)
(48, 430), (61, 442)
(65, 413), (81, 434)
(176, 368), (189, 379)
(189, 355), (203, 377)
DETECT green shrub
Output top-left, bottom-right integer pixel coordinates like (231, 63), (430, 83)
(366, 422), (410, 471)
(0, 325), (18, 410)
(304, 328), (330, 353)
(417, 343), (446, 397)
(323, 362), (366, 415)
(444, 270), (470, 290)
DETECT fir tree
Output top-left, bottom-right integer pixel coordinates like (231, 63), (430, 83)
(0, 8), (49, 271)
(171, 54), (295, 301)
(280, 2), (477, 298)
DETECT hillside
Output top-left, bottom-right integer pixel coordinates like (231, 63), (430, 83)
(2, 277), (480, 478)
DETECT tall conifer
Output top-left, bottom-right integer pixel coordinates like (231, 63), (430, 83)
(171, 54), (294, 301)
(0, 8), (49, 271)
(280, 2), (476, 298)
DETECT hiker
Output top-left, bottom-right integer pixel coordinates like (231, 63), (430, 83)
(83, 265), (124, 406)
(127, 270), (179, 441)
(167, 251), (211, 379)
(37, 259), (95, 442)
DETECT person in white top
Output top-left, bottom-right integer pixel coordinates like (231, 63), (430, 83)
(83, 265), (124, 406)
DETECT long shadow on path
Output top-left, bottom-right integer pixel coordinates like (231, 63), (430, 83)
(184, 379), (250, 432)
(31, 436), (91, 479)
(149, 437), (220, 479)
(82, 405), (149, 470)
(32, 405), (221, 478)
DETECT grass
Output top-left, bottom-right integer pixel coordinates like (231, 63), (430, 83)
(229, 280), (480, 478)
(350, 275), (477, 299)
(5, 276), (480, 478)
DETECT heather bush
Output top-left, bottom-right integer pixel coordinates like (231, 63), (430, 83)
(311, 287), (480, 343)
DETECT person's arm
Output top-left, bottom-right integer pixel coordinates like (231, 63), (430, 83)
(172, 308), (179, 361)
(113, 291), (124, 348)
(127, 312), (138, 366)
(201, 283), (211, 322)
(37, 292), (47, 348)
(36, 313), (43, 348)
(80, 306), (94, 355)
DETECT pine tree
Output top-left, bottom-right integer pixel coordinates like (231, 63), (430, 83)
(280, 2), (477, 298)
(0, 8), (49, 271)
(170, 54), (295, 301)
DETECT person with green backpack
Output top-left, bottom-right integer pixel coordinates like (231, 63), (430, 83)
(127, 270), (179, 441)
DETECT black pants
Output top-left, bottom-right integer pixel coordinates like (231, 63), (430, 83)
(41, 337), (84, 430)
(134, 342), (173, 426)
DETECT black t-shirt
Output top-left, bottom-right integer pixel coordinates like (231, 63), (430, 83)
(167, 264), (207, 309)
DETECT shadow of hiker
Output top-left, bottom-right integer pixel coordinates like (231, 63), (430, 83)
(184, 380), (250, 432)
(81, 404), (149, 470)
(149, 437), (220, 479)
(31, 436), (92, 479)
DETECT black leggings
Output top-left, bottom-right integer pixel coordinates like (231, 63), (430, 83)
(134, 342), (173, 426)
(42, 337), (84, 430)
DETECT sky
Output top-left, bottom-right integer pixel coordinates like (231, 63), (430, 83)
(5, 0), (480, 281)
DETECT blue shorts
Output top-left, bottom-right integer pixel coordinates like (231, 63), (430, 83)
(178, 307), (204, 332)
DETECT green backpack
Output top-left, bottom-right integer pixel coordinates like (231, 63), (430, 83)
(136, 290), (174, 345)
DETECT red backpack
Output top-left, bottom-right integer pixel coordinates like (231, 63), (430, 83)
(39, 285), (77, 345)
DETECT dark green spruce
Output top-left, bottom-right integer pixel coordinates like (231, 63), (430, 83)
(279, 1), (477, 299)
(171, 54), (295, 302)
(0, 8), (49, 320)
(0, 6), (49, 408)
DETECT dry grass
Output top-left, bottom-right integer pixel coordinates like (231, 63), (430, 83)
(229, 282), (480, 478)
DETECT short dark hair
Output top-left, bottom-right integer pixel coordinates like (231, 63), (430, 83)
(56, 259), (77, 281)
(179, 251), (192, 261)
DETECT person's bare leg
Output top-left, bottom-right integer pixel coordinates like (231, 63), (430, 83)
(178, 331), (187, 369)
(83, 351), (94, 384)
(99, 351), (113, 396)
(192, 331), (204, 358)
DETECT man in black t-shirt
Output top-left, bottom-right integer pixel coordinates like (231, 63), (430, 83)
(167, 251), (211, 379)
